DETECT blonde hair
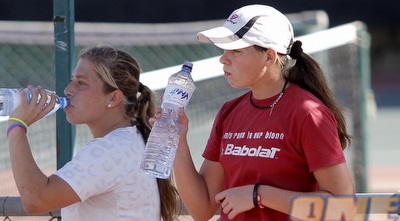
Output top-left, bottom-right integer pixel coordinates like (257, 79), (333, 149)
(79, 45), (180, 221)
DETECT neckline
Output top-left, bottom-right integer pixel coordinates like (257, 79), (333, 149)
(249, 79), (288, 110)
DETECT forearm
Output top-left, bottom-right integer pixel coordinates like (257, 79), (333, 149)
(259, 180), (354, 216)
(258, 185), (302, 214)
(174, 139), (219, 220)
(8, 127), (50, 209)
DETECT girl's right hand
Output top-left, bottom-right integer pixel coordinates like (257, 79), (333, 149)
(149, 107), (162, 127)
(148, 107), (189, 138)
(9, 85), (56, 127)
(178, 107), (189, 136)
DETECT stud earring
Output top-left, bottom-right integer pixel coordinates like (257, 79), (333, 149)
(107, 104), (112, 108)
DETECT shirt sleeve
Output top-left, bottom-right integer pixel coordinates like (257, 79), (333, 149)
(202, 107), (225, 162)
(300, 106), (346, 171)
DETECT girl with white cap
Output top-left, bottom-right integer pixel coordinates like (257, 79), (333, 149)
(172, 4), (355, 221)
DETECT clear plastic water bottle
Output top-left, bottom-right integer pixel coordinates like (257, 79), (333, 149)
(141, 61), (196, 179)
(0, 88), (69, 116)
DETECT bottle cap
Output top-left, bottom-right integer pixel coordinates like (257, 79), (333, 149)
(59, 97), (70, 108)
(182, 61), (193, 73)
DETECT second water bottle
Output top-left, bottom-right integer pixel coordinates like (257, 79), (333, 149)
(140, 61), (196, 179)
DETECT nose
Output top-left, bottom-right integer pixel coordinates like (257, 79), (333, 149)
(64, 82), (72, 97)
(219, 51), (229, 65)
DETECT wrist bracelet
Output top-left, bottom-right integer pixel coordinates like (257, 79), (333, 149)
(7, 122), (27, 137)
(253, 182), (262, 208)
(8, 117), (28, 128)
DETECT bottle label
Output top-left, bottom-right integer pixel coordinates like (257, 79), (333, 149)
(163, 84), (193, 107)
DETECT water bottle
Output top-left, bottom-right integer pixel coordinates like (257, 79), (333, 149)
(140, 61), (196, 179)
(0, 88), (69, 116)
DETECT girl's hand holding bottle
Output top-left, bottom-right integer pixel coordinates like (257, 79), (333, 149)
(9, 85), (57, 127)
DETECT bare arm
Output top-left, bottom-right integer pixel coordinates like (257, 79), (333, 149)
(261, 162), (354, 212)
(216, 162), (355, 220)
(7, 86), (80, 214)
(8, 130), (80, 213)
(173, 109), (224, 221)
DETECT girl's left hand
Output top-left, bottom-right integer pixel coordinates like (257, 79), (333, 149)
(215, 185), (255, 219)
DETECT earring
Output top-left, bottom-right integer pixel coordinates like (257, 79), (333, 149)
(107, 104), (112, 108)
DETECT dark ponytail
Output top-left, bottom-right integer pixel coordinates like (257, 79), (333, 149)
(286, 41), (352, 149)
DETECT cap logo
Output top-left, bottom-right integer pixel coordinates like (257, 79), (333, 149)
(206, 15), (263, 44)
(227, 14), (239, 24)
(235, 15), (261, 38)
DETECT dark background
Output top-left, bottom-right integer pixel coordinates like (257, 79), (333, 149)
(1, 0), (399, 94)
(0, 0), (398, 26)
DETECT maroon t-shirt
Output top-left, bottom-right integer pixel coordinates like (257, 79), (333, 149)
(203, 84), (346, 221)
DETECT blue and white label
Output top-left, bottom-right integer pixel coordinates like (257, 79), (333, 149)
(163, 85), (193, 108)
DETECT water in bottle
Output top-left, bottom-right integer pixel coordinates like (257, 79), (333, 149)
(0, 88), (69, 116)
(140, 61), (196, 179)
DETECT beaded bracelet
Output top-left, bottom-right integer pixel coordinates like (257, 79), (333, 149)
(7, 122), (27, 137)
(253, 182), (265, 208)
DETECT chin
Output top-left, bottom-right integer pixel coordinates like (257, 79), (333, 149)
(228, 81), (246, 89)
(65, 115), (79, 124)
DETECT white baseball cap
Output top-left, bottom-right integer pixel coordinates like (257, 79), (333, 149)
(197, 4), (294, 54)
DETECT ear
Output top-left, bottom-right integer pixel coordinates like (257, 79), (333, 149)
(264, 48), (278, 67)
(107, 90), (124, 108)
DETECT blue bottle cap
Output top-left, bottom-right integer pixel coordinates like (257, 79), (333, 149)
(182, 61), (193, 73)
(59, 97), (70, 109)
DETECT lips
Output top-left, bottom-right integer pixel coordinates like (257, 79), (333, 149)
(224, 71), (232, 77)
(63, 103), (72, 110)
